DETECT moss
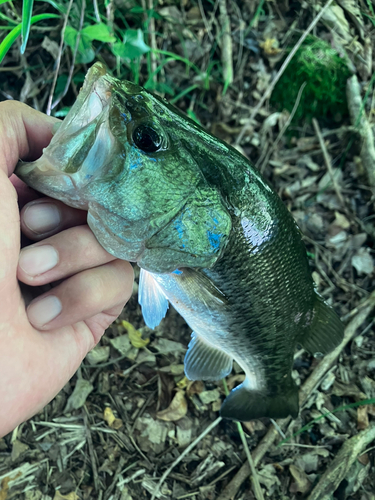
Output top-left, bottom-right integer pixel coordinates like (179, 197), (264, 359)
(271, 35), (352, 124)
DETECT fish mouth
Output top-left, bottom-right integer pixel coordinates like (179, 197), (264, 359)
(16, 63), (120, 209)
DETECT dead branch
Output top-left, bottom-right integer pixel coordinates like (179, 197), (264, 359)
(346, 75), (375, 190)
(307, 425), (375, 500)
(218, 0), (233, 90)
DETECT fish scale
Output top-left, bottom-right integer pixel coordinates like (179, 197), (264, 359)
(16, 62), (344, 421)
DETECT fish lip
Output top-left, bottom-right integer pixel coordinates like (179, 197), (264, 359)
(16, 63), (118, 193)
(61, 62), (113, 133)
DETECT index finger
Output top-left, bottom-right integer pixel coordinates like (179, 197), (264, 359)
(0, 101), (60, 177)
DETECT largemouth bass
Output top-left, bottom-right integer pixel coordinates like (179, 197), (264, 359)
(16, 62), (344, 421)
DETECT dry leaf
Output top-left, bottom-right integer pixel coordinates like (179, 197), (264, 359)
(11, 440), (29, 461)
(358, 453), (370, 466)
(177, 376), (189, 389)
(0, 476), (11, 500)
(352, 248), (374, 275)
(64, 378), (93, 413)
(289, 464), (311, 494)
(199, 389), (221, 405)
(357, 405), (369, 430)
(110, 334), (138, 360)
(157, 390), (188, 422)
(53, 492), (79, 500)
(186, 380), (205, 397)
(226, 374), (245, 391)
(260, 38), (281, 56)
(122, 321), (149, 348)
(85, 345), (110, 365)
(322, 4), (351, 43)
(104, 407), (123, 429)
(334, 211), (350, 229)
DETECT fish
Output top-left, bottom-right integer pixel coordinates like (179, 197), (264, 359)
(16, 62), (344, 421)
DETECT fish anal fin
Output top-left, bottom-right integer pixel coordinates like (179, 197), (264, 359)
(300, 293), (344, 356)
(220, 381), (299, 421)
(139, 268), (169, 329)
(185, 333), (233, 381)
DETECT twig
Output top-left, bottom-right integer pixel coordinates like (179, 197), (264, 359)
(83, 412), (100, 492)
(307, 425), (375, 500)
(312, 118), (346, 207)
(216, 291), (375, 500)
(222, 379), (264, 500)
(147, 0), (157, 85)
(93, 0), (101, 23)
(198, 0), (214, 42)
(237, 423), (265, 500)
(219, 0), (233, 93)
(45, 0), (74, 115)
(257, 81), (307, 172)
(235, 0), (333, 146)
(346, 74), (375, 190)
(150, 417), (222, 500)
(51, 0), (85, 111)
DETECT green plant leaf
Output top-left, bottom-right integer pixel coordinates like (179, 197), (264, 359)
(64, 26), (95, 64)
(21, 0), (34, 54)
(112, 29), (150, 60)
(129, 6), (144, 13)
(82, 23), (116, 43)
(36, 0), (67, 14)
(0, 13), (59, 65)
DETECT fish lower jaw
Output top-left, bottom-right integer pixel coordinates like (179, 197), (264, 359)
(16, 157), (90, 210)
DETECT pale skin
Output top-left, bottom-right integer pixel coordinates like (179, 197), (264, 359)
(0, 101), (134, 438)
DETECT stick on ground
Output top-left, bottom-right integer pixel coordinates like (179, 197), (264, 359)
(307, 425), (375, 500)
(346, 74), (375, 190)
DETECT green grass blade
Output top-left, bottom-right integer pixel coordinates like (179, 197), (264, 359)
(151, 49), (203, 77)
(278, 398), (375, 446)
(0, 13), (59, 64)
(170, 84), (199, 105)
(21, 0), (35, 54)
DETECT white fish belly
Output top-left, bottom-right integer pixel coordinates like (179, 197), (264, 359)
(151, 271), (263, 390)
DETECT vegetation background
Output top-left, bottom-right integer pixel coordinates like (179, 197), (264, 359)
(0, 0), (374, 499)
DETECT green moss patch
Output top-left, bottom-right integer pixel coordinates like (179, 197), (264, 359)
(271, 36), (352, 124)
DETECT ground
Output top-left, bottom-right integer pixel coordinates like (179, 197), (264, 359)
(0, 0), (375, 499)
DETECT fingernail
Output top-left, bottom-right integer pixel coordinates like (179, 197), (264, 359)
(19, 245), (59, 277)
(23, 203), (61, 234)
(27, 295), (62, 327)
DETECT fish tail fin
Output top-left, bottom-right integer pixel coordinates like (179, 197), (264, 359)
(220, 380), (299, 421)
(299, 293), (344, 356)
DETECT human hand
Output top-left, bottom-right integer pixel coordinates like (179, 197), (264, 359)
(0, 101), (133, 437)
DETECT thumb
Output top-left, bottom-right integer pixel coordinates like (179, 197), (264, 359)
(0, 101), (58, 304)
(0, 100), (59, 177)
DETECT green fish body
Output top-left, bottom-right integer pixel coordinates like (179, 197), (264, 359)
(16, 63), (344, 421)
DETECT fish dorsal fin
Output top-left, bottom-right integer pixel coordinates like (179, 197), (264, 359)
(299, 293), (344, 356)
(139, 269), (169, 329)
(185, 332), (233, 381)
(179, 268), (228, 306)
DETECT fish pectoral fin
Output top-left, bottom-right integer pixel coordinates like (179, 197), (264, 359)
(185, 332), (233, 381)
(220, 381), (299, 421)
(139, 268), (169, 329)
(299, 293), (344, 356)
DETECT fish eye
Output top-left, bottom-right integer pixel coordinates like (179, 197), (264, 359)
(132, 124), (162, 153)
